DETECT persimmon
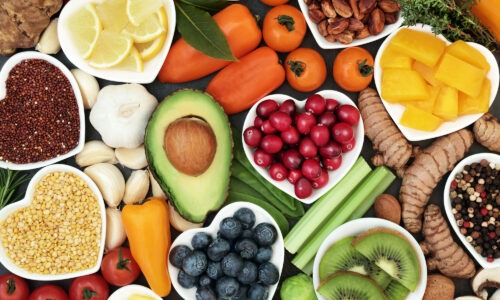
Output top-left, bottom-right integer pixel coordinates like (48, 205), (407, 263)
(285, 48), (327, 92)
(260, 0), (289, 6)
(333, 47), (374, 92)
(263, 5), (306, 53)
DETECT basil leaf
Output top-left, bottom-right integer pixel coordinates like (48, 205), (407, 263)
(177, 0), (231, 13)
(175, 1), (237, 61)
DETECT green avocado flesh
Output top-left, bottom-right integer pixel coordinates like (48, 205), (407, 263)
(318, 271), (385, 300)
(145, 89), (232, 223)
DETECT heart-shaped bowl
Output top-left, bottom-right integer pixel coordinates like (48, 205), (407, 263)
(0, 51), (85, 170)
(168, 202), (285, 299)
(374, 24), (499, 141)
(0, 164), (106, 281)
(242, 90), (364, 204)
(58, 0), (175, 84)
(443, 152), (500, 269)
(108, 284), (162, 300)
(313, 218), (427, 300)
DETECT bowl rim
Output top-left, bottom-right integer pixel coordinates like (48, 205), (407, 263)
(108, 284), (163, 300)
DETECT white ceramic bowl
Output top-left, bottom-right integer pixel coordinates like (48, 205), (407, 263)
(0, 164), (106, 281)
(0, 51), (85, 170)
(297, 2), (403, 49)
(108, 284), (162, 300)
(242, 90), (364, 204)
(168, 202), (284, 300)
(312, 218), (427, 300)
(58, 0), (176, 83)
(374, 24), (499, 141)
(443, 153), (500, 269)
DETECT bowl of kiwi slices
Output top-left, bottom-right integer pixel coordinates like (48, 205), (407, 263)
(312, 218), (427, 300)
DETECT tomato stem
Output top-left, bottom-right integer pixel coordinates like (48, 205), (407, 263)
(357, 59), (373, 77)
(277, 15), (295, 31)
(6, 277), (15, 295)
(82, 288), (98, 300)
(116, 247), (131, 272)
(287, 60), (306, 77)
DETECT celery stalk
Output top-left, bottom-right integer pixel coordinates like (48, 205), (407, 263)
(284, 157), (371, 254)
(292, 166), (396, 273)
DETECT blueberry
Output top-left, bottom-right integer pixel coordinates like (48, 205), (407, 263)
(206, 261), (223, 280)
(196, 286), (217, 300)
(241, 229), (253, 239)
(234, 208), (256, 229)
(252, 223), (277, 246)
(237, 261), (258, 285)
(178, 269), (198, 289)
(254, 247), (273, 264)
(233, 285), (249, 300)
(221, 252), (244, 277)
(235, 239), (258, 260)
(198, 274), (212, 287)
(219, 217), (243, 240)
(182, 250), (208, 277)
(216, 276), (240, 299)
(247, 284), (269, 300)
(207, 237), (231, 261)
(191, 232), (213, 250)
(169, 245), (192, 268)
(258, 262), (279, 285)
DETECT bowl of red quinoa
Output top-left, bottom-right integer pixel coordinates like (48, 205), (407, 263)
(0, 164), (106, 281)
(444, 152), (500, 269)
(0, 51), (85, 170)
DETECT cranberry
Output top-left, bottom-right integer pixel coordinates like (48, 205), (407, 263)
(305, 94), (326, 115)
(260, 135), (283, 154)
(257, 99), (278, 118)
(299, 137), (318, 158)
(318, 111), (336, 129)
(296, 112), (316, 135)
(261, 120), (277, 134)
(294, 178), (313, 199)
(269, 111), (292, 131)
(254, 116), (263, 128)
(323, 156), (342, 171)
(269, 163), (288, 181)
(336, 104), (360, 126)
(278, 99), (296, 115)
(325, 99), (339, 111)
(282, 149), (303, 170)
(341, 138), (356, 153)
(312, 169), (329, 189)
(280, 126), (300, 145)
(254, 149), (273, 167)
(319, 141), (342, 158)
(310, 124), (330, 147)
(287, 169), (303, 184)
(301, 159), (322, 180)
(243, 126), (262, 148)
(332, 122), (354, 144)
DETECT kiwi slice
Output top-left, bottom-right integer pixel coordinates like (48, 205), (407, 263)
(385, 280), (410, 300)
(318, 271), (386, 300)
(352, 228), (420, 292)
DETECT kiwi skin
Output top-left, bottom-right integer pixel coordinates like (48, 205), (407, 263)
(351, 227), (412, 247)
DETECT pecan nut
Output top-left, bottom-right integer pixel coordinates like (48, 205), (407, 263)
(309, 9), (326, 23)
(304, 0), (313, 5)
(321, 0), (337, 18)
(308, 1), (321, 11)
(384, 12), (399, 24)
(348, 17), (364, 31)
(368, 8), (385, 35)
(378, 0), (400, 13)
(327, 17), (350, 35)
(325, 34), (337, 42)
(358, 0), (377, 15)
(333, 30), (355, 44)
(317, 19), (329, 36)
(332, 0), (353, 18)
(356, 26), (371, 39)
(349, 0), (364, 20)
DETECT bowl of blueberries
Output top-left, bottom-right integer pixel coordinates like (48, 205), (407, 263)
(168, 202), (284, 299)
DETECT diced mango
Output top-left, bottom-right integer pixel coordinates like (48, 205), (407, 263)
(413, 85), (440, 113)
(380, 46), (413, 69)
(446, 40), (490, 72)
(433, 86), (458, 121)
(434, 52), (486, 97)
(381, 69), (429, 102)
(458, 78), (491, 115)
(400, 105), (443, 131)
(389, 28), (446, 67)
(412, 60), (442, 86)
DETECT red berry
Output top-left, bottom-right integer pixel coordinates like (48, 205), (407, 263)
(260, 135), (283, 154)
(287, 169), (303, 184)
(301, 159), (322, 180)
(257, 99), (278, 118)
(319, 141), (342, 158)
(296, 112), (316, 135)
(294, 178), (313, 199)
(243, 126), (262, 148)
(278, 99), (296, 115)
(318, 111), (336, 128)
(280, 126), (300, 145)
(310, 124), (330, 147)
(341, 138), (356, 153)
(281, 149), (303, 170)
(305, 94), (326, 115)
(299, 137), (318, 158)
(325, 99), (339, 111)
(332, 122), (354, 144)
(261, 120), (277, 134)
(254, 116), (263, 127)
(312, 169), (329, 189)
(323, 156), (342, 171)
(269, 163), (288, 181)
(269, 111), (292, 131)
(336, 104), (360, 126)
(253, 149), (273, 167)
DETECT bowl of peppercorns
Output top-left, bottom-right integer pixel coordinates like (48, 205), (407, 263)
(444, 152), (500, 269)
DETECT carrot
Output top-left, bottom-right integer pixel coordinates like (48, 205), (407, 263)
(206, 46), (285, 114)
(471, 0), (500, 43)
(158, 4), (262, 83)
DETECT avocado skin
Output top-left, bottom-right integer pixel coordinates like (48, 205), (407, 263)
(145, 89), (233, 223)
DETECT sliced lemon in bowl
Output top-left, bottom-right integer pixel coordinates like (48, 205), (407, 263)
(126, 0), (163, 26)
(67, 3), (102, 59)
(135, 33), (166, 61)
(156, 7), (168, 30)
(88, 31), (134, 68)
(122, 16), (165, 43)
(114, 46), (144, 72)
(96, 0), (128, 32)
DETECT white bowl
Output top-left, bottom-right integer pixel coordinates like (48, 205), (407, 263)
(242, 90), (364, 204)
(313, 218), (427, 300)
(0, 51), (85, 170)
(168, 202), (284, 300)
(108, 284), (162, 300)
(0, 164), (106, 281)
(443, 153), (500, 269)
(297, 2), (404, 49)
(374, 24), (499, 141)
(58, 0), (176, 84)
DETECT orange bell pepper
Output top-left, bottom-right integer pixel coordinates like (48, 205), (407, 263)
(122, 197), (171, 297)
(471, 0), (500, 42)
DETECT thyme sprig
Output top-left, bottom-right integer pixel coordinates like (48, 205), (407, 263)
(0, 169), (29, 208)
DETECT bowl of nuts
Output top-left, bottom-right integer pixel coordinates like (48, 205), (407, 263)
(297, 0), (403, 49)
(0, 164), (106, 280)
(443, 153), (500, 269)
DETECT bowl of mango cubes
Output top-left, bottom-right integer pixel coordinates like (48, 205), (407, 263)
(374, 24), (499, 141)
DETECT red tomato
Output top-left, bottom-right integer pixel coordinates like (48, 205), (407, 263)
(69, 274), (109, 300)
(29, 285), (68, 300)
(333, 47), (374, 92)
(263, 5), (307, 53)
(100, 247), (141, 286)
(0, 274), (30, 300)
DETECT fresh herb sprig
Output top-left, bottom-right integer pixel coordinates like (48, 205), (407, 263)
(0, 169), (29, 208)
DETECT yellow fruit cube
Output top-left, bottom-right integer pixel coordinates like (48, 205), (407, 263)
(389, 28), (446, 67)
(381, 69), (429, 102)
(413, 85), (440, 113)
(446, 40), (490, 72)
(412, 60), (442, 87)
(458, 79), (491, 116)
(380, 46), (413, 69)
(434, 52), (486, 97)
(433, 86), (458, 121)
(401, 105), (443, 131)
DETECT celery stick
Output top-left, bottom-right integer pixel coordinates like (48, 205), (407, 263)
(302, 259), (314, 276)
(292, 166), (395, 272)
(284, 157), (371, 254)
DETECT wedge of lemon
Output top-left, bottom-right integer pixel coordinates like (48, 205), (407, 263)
(96, 0), (128, 32)
(126, 0), (163, 26)
(88, 31), (133, 68)
(114, 46), (144, 72)
(134, 9), (168, 61)
(122, 16), (164, 43)
(67, 3), (102, 59)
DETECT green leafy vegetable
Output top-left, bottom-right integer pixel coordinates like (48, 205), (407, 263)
(177, 0), (231, 13)
(0, 169), (29, 208)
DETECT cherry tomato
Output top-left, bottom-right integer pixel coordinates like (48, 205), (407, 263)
(260, 0), (289, 6)
(69, 274), (109, 300)
(100, 247), (141, 286)
(285, 48), (327, 92)
(263, 5), (306, 53)
(29, 285), (68, 300)
(333, 47), (374, 92)
(0, 274), (29, 300)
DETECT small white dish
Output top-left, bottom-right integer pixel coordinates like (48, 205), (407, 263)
(0, 164), (106, 281)
(0, 51), (85, 170)
(108, 284), (162, 300)
(443, 153), (500, 269)
(168, 202), (284, 300)
(374, 24), (499, 141)
(242, 90), (364, 204)
(58, 0), (176, 84)
(313, 218), (427, 300)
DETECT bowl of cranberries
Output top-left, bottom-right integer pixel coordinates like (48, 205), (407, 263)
(242, 90), (364, 204)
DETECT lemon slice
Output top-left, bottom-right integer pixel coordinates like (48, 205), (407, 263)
(135, 33), (166, 61)
(126, 0), (163, 26)
(67, 3), (102, 59)
(96, 0), (128, 32)
(114, 46), (144, 72)
(156, 7), (168, 29)
(88, 31), (133, 68)
(122, 16), (164, 43)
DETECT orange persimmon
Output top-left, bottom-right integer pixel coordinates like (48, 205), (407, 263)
(333, 47), (374, 92)
(263, 5), (306, 53)
(285, 48), (327, 92)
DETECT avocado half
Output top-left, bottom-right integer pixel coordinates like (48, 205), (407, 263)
(145, 89), (232, 223)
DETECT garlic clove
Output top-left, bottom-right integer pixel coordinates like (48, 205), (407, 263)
(76, 140), (115, 167)
(168, 201), (203, 232)
(123, 169), (150, 204)
(115, 145), (147, 170)
(105, 207), (127, 252)
(149, 169), (167, 199)
(84, 163), (125, 208)
(36, 18), (60, 54)
(71, 69), (100, 110)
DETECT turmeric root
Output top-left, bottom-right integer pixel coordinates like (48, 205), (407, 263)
(358, 88), (413, 177)
(473, 113), (500, 152)
(420, 204), (476, 278)
(400, 129), (474, 233)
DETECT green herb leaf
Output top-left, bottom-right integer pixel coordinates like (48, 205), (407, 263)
(175, 1), (237, 61)
(177, 0), (232, 13)
(0, 169), (29, 209)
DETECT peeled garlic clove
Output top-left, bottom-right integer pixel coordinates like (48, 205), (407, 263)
(149, 169), (166, 199)
(115, 145), (147, 169)
(36, 18), (60, 54)
(84, 163), (125, 208)
(71, 69), (100, 109)
(123, 169), (149, 204)
(168, 201), (203, 232)
(105, 207), (126, 252)
(76, 140), (115, 167)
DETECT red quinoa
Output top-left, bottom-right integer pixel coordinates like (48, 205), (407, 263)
(0, 59), (80, 164)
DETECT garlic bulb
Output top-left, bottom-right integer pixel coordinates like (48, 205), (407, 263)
(123, 170), (149, 204)
(84, 163), (125, 207)
(105, 208), (126, 251)
(71, 69), (100, 109)
(115, 145), (147, 170)
(76, 140), (115, 167)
